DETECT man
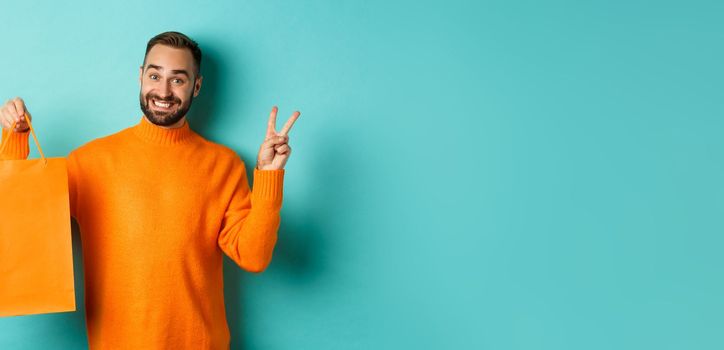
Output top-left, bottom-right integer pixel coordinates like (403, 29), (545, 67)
(0, 31), (299, 349)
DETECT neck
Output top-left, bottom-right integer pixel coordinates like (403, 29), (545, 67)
(134, 114), (194, 145)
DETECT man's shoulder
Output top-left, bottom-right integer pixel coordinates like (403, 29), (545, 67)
(66, 123), (248, 168)
(196, 137), (245, 166)
(67, 125), (134, 158)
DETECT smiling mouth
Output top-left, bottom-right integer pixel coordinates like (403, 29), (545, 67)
(151, 99), (176, 110)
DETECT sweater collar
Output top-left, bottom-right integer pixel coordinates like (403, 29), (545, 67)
(132, 115), (194, 145)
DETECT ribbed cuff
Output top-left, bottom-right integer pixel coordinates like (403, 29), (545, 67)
(251, 168), (285, 208)
(0, 128), (30, 160)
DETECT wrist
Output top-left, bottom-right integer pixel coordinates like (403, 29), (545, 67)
(3, 126), (29, 133)
(256, 163), (282, 171)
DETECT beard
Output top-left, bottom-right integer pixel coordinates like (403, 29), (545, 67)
(139, 89), (194, 127)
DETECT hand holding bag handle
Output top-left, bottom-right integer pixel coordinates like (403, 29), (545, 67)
(0, 112), (47, 165)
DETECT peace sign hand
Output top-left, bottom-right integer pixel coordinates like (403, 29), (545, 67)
(256, 106), (300, 170)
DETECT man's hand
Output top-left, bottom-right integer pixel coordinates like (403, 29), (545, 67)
(256, 106), (300, 170)
(0, 97), (31, 132)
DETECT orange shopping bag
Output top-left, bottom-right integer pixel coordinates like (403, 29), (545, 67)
(0, 114), (75, 316)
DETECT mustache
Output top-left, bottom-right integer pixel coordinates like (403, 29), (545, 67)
(146, 94), (181, 104)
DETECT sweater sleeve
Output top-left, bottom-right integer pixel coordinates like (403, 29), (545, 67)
(0, 128), (30, 160)
(217, 163), (285, 273)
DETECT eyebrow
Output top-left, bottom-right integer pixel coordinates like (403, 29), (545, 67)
(146, 64), (190, 78)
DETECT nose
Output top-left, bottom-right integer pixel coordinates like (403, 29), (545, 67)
(158, 81), (172, 98)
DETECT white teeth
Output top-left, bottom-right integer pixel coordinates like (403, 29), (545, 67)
(153, 100), (172, 108)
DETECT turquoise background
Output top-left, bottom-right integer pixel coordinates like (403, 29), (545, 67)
(1, 0), (723, 349)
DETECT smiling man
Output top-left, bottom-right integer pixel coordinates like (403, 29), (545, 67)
(0, 31), (299, 349)
(140, 41), (201, 128)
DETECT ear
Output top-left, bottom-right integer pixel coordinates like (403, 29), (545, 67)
(139, 66), (144, 85)
(193, 75), (203, 97)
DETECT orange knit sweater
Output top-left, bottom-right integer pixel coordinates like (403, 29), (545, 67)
(1, 116), (284, 349)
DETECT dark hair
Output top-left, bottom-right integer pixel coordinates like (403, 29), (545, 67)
(143, 31), (202, 76)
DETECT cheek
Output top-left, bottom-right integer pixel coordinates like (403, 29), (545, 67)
(177, 86), (194, 100)
(140, 84), (152, 96)
(141, 91), (153, 101)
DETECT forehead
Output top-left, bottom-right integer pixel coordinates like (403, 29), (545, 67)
(144, 44), (195, 71)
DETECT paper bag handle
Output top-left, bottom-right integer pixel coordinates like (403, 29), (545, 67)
(0, 112), (47, 165)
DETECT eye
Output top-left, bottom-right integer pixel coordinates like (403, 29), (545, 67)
(172, 78), (184, 84)
(149, 74), (159, 80)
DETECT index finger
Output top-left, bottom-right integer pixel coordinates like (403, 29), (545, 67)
(266, 106), (278, 137)
(11, 97), (26, 121)
(279, 111), (300, 136)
